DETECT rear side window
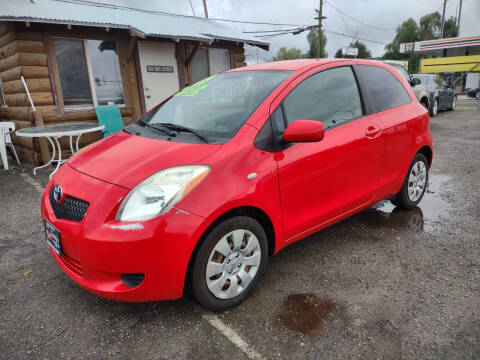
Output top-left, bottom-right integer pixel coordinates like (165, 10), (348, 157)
(356, 65), (411, 113)
(282, 66), (363, 130)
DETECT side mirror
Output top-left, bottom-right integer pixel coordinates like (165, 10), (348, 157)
(283, 120), (324, 143)
(411, 77), (421, 86)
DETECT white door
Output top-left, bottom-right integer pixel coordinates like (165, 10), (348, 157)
(209, 48), (230, 75)
(138, 42), (179, 111)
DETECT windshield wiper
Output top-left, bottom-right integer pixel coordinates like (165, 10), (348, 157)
(141, 119), (175, 137)
(157, 123), (209, 143)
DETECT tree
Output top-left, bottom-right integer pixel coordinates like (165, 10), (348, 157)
(418, 12), (441, 40)
(304, 30), (327, 58)
(334, 40), (372, 59)
(418, 12), (458, 40)
(272, 46), (303, 61)
(443, 16), (458, 38)
(383, 18), (419, 60)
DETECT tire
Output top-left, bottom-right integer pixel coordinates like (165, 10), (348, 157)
(430, 98), (438, 116)
(391, 153), (429, 209)
(448, 95), (456, 111)
(191, 216), (268, 311)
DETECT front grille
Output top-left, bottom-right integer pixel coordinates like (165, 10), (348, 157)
(49, 185), (89, 222)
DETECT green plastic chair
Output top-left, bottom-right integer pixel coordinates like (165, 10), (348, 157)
(94, 105), (124, 138)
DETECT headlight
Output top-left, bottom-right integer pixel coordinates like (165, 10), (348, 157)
(116, 165), (210, 221)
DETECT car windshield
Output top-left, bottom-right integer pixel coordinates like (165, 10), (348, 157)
(139, 70), (292, 143)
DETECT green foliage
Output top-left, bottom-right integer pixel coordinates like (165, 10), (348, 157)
(444, 16), (458, 38)
(304, 30), (327, 58)
(273, 46), (303, 61)
(383, 18), (419, 60)
(382, 12), (458, 73)
(418, 12), (441, 40)
(334, 40), (372, 59)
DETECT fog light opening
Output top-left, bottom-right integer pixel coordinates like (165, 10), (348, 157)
(121, 273), (145, 288)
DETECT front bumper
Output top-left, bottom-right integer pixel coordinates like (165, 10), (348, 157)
(41, 164), (205, 302)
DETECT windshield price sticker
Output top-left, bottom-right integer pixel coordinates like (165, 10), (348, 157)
(175, 75), (215, 97)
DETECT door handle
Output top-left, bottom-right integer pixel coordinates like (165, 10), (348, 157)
(365, 126), (381, 137)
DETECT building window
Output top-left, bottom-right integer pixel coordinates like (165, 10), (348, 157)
(187, 47), (231, 84)
(0, 78), (7, 107)
(52, 38), (125, 108)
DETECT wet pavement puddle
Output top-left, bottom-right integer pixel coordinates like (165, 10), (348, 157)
(275, 294), (346, 337)
(363, 173), (452, 232)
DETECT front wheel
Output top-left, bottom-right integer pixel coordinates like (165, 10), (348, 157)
(391, 153), (429, 209)
(191, 216), (268, 311)
(448, 95), (456, 110)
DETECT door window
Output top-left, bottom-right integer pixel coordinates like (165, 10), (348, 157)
(282, 66), (363, 129)
(356, 65), (411, 113)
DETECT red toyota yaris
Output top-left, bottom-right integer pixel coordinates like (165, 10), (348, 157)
(41, 59), (432, 311)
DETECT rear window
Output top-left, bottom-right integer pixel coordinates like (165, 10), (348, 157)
(356, 65), (411, 113)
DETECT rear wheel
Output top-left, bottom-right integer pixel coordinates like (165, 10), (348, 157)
(191, 216), (268, 311)
(430, 98), (438, 116)
(391, 153), (429, 209)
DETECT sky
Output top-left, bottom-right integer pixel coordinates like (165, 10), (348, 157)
(113, 0), (479, 62)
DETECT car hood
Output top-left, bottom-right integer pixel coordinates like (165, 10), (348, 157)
(69, 131), (221, 189)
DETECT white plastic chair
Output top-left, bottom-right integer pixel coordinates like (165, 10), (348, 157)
(0, 122), (20, 170)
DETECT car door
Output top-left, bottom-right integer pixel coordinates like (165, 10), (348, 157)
(354, 64), (419, 196)
(272, 64), (386, 242)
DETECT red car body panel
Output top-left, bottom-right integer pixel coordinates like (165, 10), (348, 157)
(41, 59), (433, 302)
(69, 130), (221, 189)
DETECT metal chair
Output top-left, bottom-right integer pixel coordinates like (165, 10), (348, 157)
(0, 122), (20, 170)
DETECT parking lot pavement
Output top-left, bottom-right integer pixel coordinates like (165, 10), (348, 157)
(1, 106), (479, 359)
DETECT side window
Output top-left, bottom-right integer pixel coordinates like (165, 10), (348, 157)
(356, 65), (411, 113)
(282, 66), (363, 129)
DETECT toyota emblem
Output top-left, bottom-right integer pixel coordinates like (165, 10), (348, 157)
(53, 185), (63, 203)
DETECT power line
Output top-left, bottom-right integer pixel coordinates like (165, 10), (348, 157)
(324, 29), (389, 45)
(324, 0), (395, 31)
(187, 0), (196, 16)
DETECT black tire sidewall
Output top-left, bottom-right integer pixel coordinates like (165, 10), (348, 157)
(191, 216), (268, 311)
(398, 153), (429, 209)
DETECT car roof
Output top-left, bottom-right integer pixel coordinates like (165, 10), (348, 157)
(228, 58), (386, 72)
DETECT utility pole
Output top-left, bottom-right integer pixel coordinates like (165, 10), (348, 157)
(457, 0), (463, 36)
(315, 0), (326, 58)
(202, 0), (209, 18)
(440, 0), (447, 38)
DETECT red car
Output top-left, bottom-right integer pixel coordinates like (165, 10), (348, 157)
(41, 59), (432, 311)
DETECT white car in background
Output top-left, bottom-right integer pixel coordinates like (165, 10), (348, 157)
(382, 62), (430, 111)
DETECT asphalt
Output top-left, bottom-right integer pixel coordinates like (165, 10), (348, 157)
(1, 97), (479, 359)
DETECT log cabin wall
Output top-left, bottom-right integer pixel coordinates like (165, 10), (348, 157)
(0, 21), (142, 165)
(0, 21), (247, 166)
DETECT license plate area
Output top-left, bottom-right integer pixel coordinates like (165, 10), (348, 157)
(45, 219), (62, 255)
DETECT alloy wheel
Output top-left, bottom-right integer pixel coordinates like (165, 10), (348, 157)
(206, 229), (261, 299)
(407, 161), (427, 202)
(432, 99), (438, 116)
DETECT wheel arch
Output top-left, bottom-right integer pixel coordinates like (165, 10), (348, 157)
(183, 205), (276, 296)
(417, 145), (433, 167)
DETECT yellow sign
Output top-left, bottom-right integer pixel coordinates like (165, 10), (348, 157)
(420, 55), (480, 73)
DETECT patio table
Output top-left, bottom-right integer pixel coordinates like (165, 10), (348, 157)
(16, 123), (104, 179)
